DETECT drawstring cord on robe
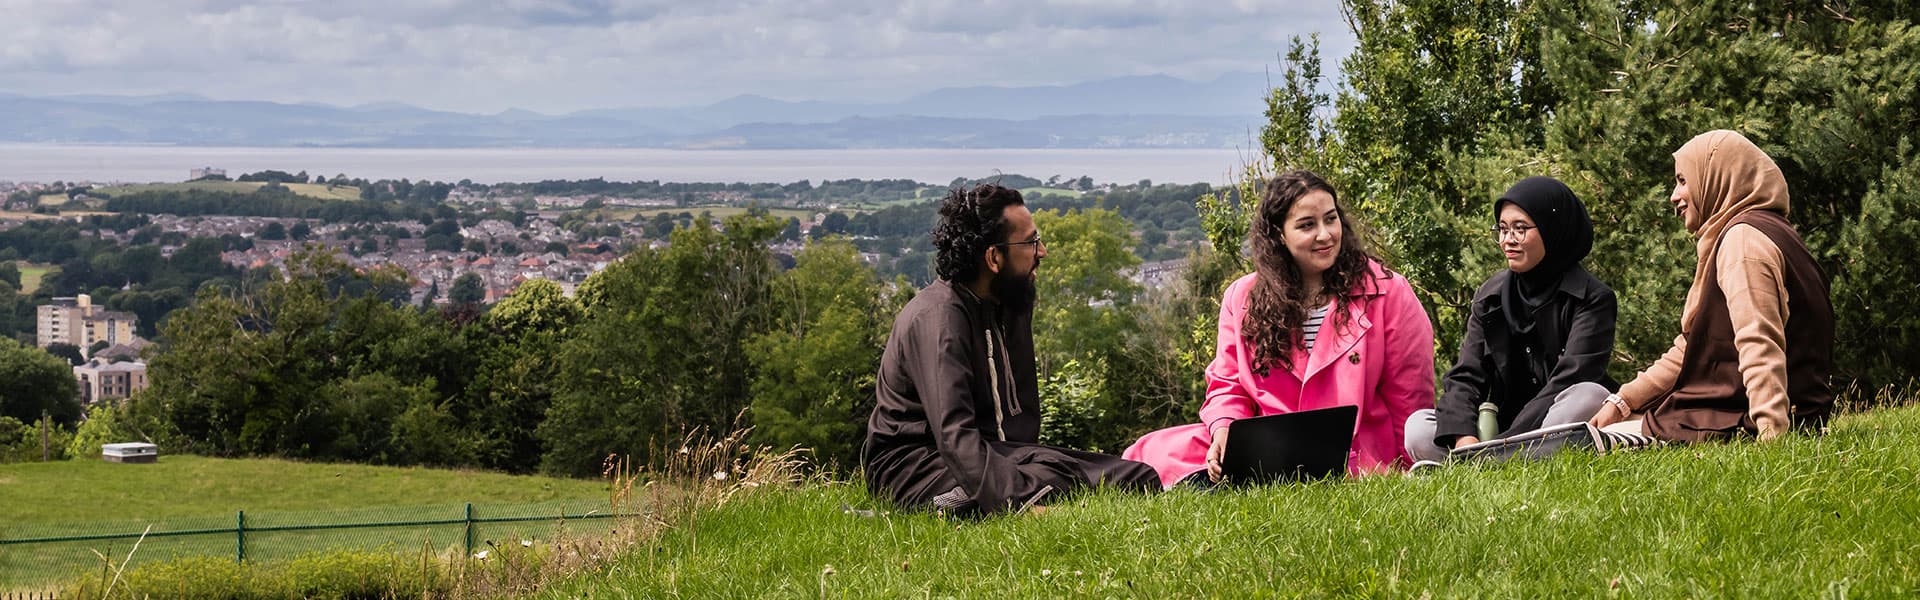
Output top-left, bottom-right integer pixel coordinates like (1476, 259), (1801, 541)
(983, 325), (1021, 441)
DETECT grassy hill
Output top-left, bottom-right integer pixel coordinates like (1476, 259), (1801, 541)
(540, 405), (1920, 598)
(616, 206), (824, 221)
(23, 406), (1918, 597)
(0, 456), (608, 588)
(1022, 187), (1084, 198)
(0, 455), (605, 523)
(13, 263), (52, 294)
(93, 181), (362, 201)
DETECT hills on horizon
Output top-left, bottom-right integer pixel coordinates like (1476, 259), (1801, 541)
(0, 73), (1276, 150)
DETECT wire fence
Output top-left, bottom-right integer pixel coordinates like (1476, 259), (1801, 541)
(0, 499), (625, 590)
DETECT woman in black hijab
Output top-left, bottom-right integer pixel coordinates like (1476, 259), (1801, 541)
(1405, 176), (1619, 463)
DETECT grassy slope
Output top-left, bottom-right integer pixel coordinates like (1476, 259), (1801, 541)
(0, 211), (77, 220)
(613, 206), (823, 221)
(15, 264), (51, 294)
(0, 455), (606, 524)
(0, 456), (609, 588)
(1022, 187), (1084, 198)
(548, 406), (1920, 598)
(93, 181), (362, 201)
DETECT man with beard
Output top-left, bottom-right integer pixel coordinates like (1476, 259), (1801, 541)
(863, 184), (1160, 516)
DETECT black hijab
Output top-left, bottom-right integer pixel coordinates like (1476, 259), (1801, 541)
(1495, 176), (1593, 334)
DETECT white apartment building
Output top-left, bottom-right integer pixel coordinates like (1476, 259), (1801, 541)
(37, 294), (139, 352)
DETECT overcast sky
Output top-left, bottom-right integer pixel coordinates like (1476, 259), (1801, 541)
(0, 0), (1356, 115)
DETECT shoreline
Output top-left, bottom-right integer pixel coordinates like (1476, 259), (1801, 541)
(0, 144), (1258, 186)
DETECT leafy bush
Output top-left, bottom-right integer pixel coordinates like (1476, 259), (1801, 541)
(1038, 359), (1108, 452)
(1254, 0), (1920, 392)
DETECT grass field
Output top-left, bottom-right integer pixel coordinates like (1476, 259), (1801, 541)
(36, 194), (69, 206)
(543, 405), (1920, 598)
(15, 263), (52, 294)
(843, 190), (937, 209)
(92, 181), (362, 201)
(0, 456), (609, 588)
(0, 211), (63, 220)
(609, 206), (823, 221)
(1022, 187), (1085, 198)
(0, 210), (112, 220)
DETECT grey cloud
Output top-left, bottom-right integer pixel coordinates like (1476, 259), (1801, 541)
(0, 0), (1356, 113)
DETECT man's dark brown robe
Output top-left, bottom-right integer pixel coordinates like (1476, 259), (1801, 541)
(863, 280), (1159, 516)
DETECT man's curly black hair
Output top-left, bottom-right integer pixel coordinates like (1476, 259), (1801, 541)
(932, 183), (1025, 283)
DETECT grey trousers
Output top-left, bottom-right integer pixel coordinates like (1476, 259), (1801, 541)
(1404, 382), (1611, 463)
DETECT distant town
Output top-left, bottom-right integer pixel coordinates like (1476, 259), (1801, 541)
(2, 167), (1211, 407)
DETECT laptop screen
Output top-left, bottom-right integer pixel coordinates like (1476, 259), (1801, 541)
(1221, 404), (1359, 485)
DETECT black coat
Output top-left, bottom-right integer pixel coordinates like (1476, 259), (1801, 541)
(863, 280), (1158, 514)
(1434, 266), (1618, 446)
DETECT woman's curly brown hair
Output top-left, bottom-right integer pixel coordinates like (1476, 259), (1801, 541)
(1243, 170), (1386, 376)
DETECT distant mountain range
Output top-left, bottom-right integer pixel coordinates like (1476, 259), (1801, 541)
(0, 73), (1277, 149)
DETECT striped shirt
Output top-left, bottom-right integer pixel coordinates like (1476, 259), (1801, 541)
(1301, 303), (1332, 352)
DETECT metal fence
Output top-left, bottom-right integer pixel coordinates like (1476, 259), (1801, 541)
(0, 499), (625, 589)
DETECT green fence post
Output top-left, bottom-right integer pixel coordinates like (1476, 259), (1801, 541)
(236, 510), (246, 563)
(464, 503), (474, 558)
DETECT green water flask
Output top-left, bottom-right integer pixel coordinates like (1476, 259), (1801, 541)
(1476, 402), (1500, 441)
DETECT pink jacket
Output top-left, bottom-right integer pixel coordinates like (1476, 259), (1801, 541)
(1123, 261), (1435, 488)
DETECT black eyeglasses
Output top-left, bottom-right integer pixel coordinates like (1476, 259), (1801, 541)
(1490, 224), (1535, 241)
(995, 233), (1044, 249)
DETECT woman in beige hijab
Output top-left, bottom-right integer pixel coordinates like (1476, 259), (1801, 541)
(1583, 130), (1836, 442)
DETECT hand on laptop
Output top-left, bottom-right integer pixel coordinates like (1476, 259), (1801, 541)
(1206, 426), (1230, 482)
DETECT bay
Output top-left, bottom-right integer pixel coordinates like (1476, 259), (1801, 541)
(0, 145), (1257, 186)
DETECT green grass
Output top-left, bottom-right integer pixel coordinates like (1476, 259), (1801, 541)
(0, 455), (605, 522)
(93, 181), (362, 201)
(1022, 187), (1084, 198)
(0, 456), (609, 588)
(610, 206), (825, 221)
(544, 406), (1920, 598)
(15, 264), (51, 294)
(843, 191), (936, 210)
(0, 211), (63, 220)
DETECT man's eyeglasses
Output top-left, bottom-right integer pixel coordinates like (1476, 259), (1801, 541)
(995, 234), (1044, 249)
(1490, 224), (1535, 241)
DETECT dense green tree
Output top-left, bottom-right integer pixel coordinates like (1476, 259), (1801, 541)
(745, 238), (895, 469)
(423, 233), (459, 252)
(0, 415), (73, 463)
(0, 282), (30, 344)
(144, 249), (427, 457)
(1030, 208), (1143, 371)
(171, 237), (231, 279)
(107, 288), (189, 339)
(0, 262), (17, 288)
(258, 222), (287, 241)
(0, 337), (81, 427)
(458, 279), (580, 472)
(44, 343), (83, 366)
(449, 273), (486, 306)
(540, 214), (784, 476)
(1257, 0), (1920, 393)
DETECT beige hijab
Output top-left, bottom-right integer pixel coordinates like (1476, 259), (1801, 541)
(1673, 129), (1791, 330)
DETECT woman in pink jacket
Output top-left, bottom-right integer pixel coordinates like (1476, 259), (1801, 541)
(1124, 170), (1435, 488)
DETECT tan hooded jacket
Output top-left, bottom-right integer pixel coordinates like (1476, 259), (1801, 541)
(1616, 130), (1799, 439)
